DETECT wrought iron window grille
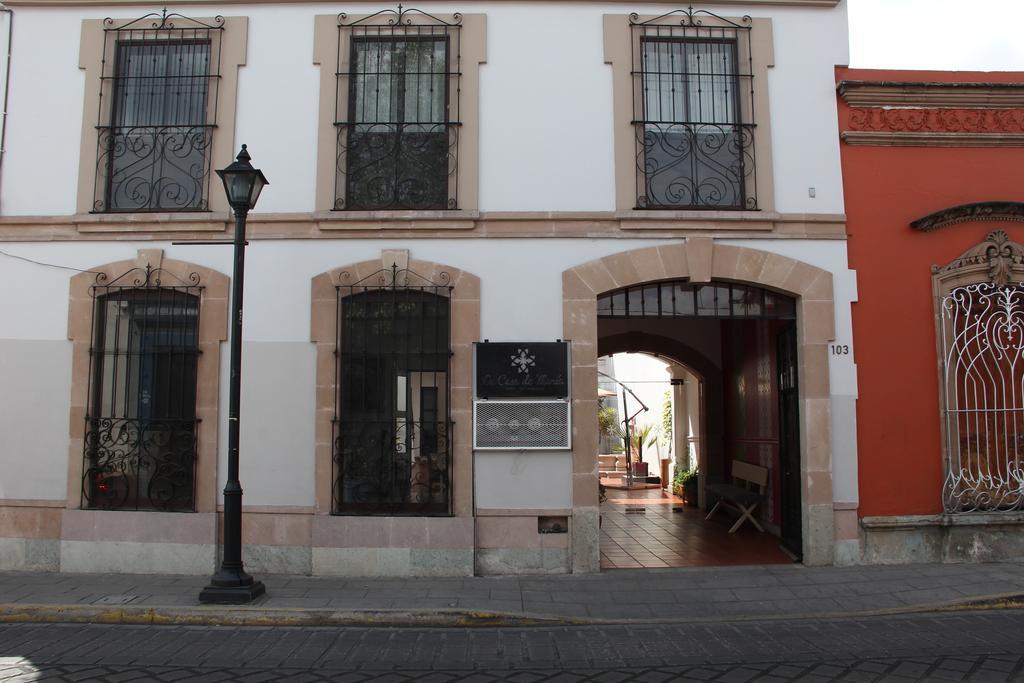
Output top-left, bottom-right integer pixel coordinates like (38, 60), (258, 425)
(334, 6), (462, 211)
(82, 265), (203, 512)
(630, 7), (757, 210)
(333, 264), (454, 515)
(93, 9), (224, 213)
(937, 230), (1024, 513)
(597, 280), (794, 319)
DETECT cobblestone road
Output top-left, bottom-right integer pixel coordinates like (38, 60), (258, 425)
(3, 609), (1024, 681)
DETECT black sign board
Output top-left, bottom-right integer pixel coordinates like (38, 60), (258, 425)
(475, 342), (569, 398)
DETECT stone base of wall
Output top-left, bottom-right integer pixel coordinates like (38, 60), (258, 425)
(243, 544), (313, 575)
(834, 538), (861, 566)
(475, 513), (572, 575)
(476, 548), (570, 575)
(312, 548), (474, 576)
(60, 540), (216, 574)
(0, 537), (60, 571)
(861, 513), (1024, 563)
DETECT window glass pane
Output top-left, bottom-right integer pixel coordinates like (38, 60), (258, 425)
(643, 285), (660, 315)
(730, 284), (749, 316)
(641, 38), (736, 126)
(642, 39), (685, 123)
(660, 284), (674, 316)
(715, 284), (730, 316)
(674, 283), (695, 316)
(685, 41), (735, 125)
(696, 284), (715, 316)
(352, 38), (446, 126)
(749, 288), (763, 317)
(403, 39), (446, 125)
(628, 287), (643, 316)
(353, 39), (394, 124)
(597, 294), (612, 317)
(114, 42), (210, 128)
(611, 290), (626, 316)
(776, 295), (796, 319)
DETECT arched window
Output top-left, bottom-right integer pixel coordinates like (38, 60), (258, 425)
(598, 280), (795, 319)
(936, 230), (1024, 513)
(334, 266), (452, 514)
(83, 266), (201, 511)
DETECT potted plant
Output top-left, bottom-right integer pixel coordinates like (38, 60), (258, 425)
(626, 422), (658, 478)
(598, 405), (621, 450)
(672, 468), (699, 504)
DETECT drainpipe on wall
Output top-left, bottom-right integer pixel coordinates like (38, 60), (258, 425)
(0, 5), (12, 212)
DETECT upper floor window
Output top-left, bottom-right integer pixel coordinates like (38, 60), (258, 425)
(335, 8), (461, 210)
(93, 11), (223, 212)
(630, 9), (757, 210)
(83, 266), (202, 511)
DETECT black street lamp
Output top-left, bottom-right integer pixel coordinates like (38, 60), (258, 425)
(199, 145), (268, 604)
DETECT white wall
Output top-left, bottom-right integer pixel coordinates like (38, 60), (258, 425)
(0, 2), (849, 216)
(765, 4), (849, 214)
(475, 452), (571, 509)
(0, 236), (857, 506)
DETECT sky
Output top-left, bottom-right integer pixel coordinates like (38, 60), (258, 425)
(848, 0), (1024, 71)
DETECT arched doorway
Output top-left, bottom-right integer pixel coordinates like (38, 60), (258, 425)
(563, 241), (836, 572)
(596, 282), (802, 567)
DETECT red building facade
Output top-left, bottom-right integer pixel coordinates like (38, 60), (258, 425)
(839, 67), (1024, 562)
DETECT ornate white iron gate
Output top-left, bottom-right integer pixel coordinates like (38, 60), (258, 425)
(941, 282), (1024, 512)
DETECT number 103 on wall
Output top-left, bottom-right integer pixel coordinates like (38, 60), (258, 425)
(830, 344), (851, 356)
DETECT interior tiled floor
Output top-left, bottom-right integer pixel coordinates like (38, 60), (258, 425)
(600, 488), (793, 569)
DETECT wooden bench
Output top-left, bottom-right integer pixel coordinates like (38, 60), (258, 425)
(704, 460), (768, 534)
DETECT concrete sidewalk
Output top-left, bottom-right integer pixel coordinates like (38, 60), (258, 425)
(2, 562), (1024, 627)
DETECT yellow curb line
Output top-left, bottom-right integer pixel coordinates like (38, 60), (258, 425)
(0, 604), (580, 628)
(1, 594), (1022, 629)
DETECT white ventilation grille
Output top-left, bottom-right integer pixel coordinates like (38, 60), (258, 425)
(473, 400), (571, 450)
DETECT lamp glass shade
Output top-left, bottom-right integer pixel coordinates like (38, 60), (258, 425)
(221, 170), (265, 209)
(216, 145), (269, 210)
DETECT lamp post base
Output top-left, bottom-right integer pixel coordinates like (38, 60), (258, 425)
(199, 572), (266, 604)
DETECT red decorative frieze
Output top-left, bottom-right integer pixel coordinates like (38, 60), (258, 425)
(848, 107), (1024, 134)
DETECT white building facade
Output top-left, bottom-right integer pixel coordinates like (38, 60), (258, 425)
(0, 0), (857, 576)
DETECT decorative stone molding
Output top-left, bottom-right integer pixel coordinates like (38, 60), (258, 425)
(912, 202), (1024, 232)
(841, 131), (1024, 147)
(931, 230), (1024, 287)
(0, 211), (848, 242)
(838, 80), (1024, 109)
(839, 79), (1024, 147)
